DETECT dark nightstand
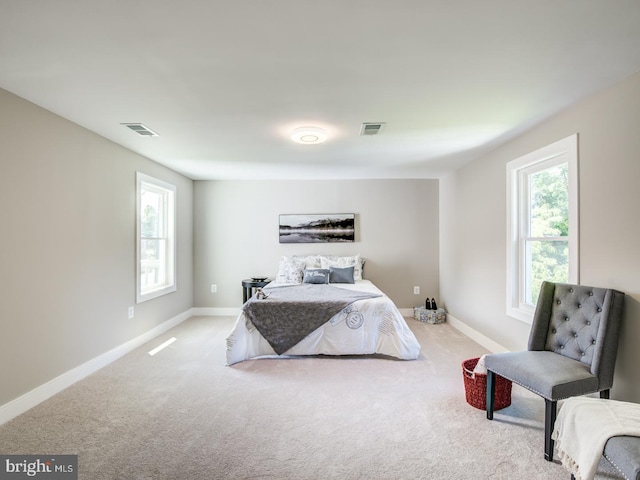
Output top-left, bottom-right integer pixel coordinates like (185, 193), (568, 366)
(241, 278), (271, 303)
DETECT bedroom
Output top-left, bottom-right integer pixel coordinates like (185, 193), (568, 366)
(1, 2), (640, 479)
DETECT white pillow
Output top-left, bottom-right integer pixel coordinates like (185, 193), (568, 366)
(292, 255), (322, 269)
(319, 254), (363, 281)
(276, 256), (306, 284)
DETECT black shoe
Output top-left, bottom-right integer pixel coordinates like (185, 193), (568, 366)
(425, 298), (432, 309)
(431, 298), (438, 310)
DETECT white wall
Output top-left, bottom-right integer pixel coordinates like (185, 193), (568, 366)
(0, 88), (194, 407)
(194, 179), (439, 309)
(440, 71), (640, 402)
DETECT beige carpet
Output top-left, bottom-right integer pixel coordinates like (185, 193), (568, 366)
(0, 316), (622, 479)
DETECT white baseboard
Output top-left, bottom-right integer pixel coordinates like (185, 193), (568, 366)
(0, 308), (194, 426)
(402, 308), (508, 353)
(446, 314), (509, 354)
(191, 307), (241, 316)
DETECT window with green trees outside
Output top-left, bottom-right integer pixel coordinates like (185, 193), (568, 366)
(524, 162), (569, 305)
(507, 134), (578, 323)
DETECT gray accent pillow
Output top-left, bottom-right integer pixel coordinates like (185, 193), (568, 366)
(302, 269), (330, 284)
(329, 266), (355, 284)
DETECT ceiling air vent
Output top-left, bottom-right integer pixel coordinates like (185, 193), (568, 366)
(360, 122), (385, 136)
(121, 123), (159, 137)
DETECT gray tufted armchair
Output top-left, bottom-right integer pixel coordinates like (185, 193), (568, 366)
(485, 281), (625, 461)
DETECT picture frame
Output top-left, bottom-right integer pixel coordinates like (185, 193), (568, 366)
(279, 214), (355, 243)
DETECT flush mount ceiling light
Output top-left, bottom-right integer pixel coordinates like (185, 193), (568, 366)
(291, 127), (327, 145)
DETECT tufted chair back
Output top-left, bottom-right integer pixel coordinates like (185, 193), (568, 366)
(527, 281), (625, 391)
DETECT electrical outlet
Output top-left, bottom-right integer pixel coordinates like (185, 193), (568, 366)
(413, 286), (420, 295)
(128, 306), (134, 319)
(211, 284), (217, 293)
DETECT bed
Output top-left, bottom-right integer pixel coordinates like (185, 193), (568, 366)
(225, 254), (421, 365)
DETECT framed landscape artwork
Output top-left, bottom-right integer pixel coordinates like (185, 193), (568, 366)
(279, 214), (355, 243)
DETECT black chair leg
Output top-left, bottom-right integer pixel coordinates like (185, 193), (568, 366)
(544, 399), (557, 462)
(600, 389), (610, 399)
(486, 370), (496, 420)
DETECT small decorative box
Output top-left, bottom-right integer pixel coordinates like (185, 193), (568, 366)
(413, 307), (446, 324)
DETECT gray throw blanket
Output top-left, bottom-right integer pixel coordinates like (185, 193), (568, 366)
(242, 284), (381, 355)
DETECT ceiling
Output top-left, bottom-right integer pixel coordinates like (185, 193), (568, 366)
(2, 1), (640, 180)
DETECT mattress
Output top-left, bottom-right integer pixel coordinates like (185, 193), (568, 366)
(225, 279), (421, 365)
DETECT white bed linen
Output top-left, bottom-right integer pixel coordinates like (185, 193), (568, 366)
(225, 280), (421, 365)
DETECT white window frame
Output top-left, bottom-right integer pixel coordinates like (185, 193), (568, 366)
(136, 172), (177, 303)
(506, 134), (579, 324)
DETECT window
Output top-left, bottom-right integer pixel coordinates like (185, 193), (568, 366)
(506, 134), (578, 323)
(136, 173), (176, 303)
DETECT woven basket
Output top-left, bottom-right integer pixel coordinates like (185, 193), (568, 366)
(462, 357), (512, 411)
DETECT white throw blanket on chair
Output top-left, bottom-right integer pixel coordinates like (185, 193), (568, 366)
(552, 397), (640, 480)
